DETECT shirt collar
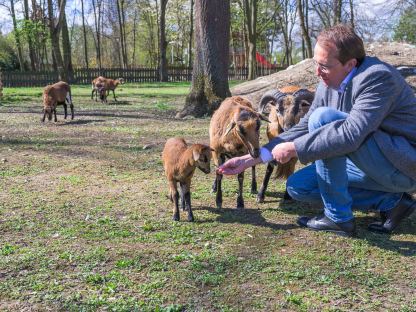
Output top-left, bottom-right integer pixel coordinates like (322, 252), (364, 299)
(338, 67), (357, 93)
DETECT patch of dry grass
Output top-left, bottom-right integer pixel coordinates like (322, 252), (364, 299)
(0, 83), (415, 311)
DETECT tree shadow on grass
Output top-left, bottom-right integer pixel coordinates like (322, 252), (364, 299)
(56, 119), (106, 126)
(193, 206), (297, 232)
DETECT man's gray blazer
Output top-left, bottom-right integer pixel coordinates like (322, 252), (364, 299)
(263, 56), (416, 181)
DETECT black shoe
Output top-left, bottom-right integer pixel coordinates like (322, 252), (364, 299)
(368, 193), (416, 234)
(297, 215), (356, 237)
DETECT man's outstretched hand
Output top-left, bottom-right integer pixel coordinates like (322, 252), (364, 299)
(217, 154), (263, 175)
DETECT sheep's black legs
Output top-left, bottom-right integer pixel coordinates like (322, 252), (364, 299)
(169, 181), (180, 221)
(215, 173), (223, 209)
(179, 182), (186, 211)
(251, 166), (257, 194)
(113, 90), (117, 101)
(63, 103), (68, 119)
(53, 109), (57, 122)
(237, 172), (245, 209)
(70, 103), (74, 120)
(184, 183), (194, 222)
(257, 163), (274, 203)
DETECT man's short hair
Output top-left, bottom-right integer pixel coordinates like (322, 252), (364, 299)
(317, 24), (366, 65)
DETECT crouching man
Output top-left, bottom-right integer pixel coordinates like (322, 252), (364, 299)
(218, 24), (416, 237)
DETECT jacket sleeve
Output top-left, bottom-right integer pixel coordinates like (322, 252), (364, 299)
(294, 68), (398, 164)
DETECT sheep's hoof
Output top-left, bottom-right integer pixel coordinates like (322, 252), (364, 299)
(172, 214), (180, 221)
(187, 214), (194, 222)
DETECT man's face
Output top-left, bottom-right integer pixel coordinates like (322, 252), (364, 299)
(313, 42), (356, 89)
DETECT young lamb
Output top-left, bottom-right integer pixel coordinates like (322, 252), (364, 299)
(162, 137), (212, 222)
(42, 81), (74, 122)
(256, 86), (314, 203)
(91, 76), (106, 101)
(209, 96), (269, 210)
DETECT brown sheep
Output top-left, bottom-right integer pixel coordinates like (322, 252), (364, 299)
(162, 137), (212, 221)
(104, 78), (124, 102)
(91, 77), (124, 102)
(256, 86), (314, 203)
(42, 81), (74, 122)
(91, 76), (106, 101)
(209, 96), (269, 210)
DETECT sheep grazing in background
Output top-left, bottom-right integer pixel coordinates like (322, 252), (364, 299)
(91, 76), (106, 101)
(256, 86), (315, 203)
(91, 76), (124, 102)
(42, 81), (74, 122)
(95, 81), (107, 104)
(162, 137), (212, 222)
(209, 96), (269, 210)
(104, 77), (124, 102)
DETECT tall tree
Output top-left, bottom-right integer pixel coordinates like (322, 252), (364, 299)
(187, 0), (194, 68)
(47, 0), (67, 80)
(61, 1), (73, 78)
(80, 0), (89, 68)
(243, 0), (257, 80)
(178, 0), (231, 117)
(297, 0), (312, 58)
(116, 0), (128, 68)
(23, 0), (37, 70)
(333, 0), (342, 24)
(159, 0), (168, 81)
(9, 0), (26, 71)
(92, 0), (103, 69)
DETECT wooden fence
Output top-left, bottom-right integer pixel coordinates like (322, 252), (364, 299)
(1, 66), (284, 87)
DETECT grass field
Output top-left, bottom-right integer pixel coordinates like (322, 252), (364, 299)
(0, 82), (415, 311)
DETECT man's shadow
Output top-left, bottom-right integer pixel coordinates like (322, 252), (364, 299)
(196, 196), (416, 257)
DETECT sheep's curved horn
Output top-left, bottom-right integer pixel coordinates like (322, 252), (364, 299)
(258, 113), (270, 123)
(258, 90), (287, 114)
(292, 88), (315, 104)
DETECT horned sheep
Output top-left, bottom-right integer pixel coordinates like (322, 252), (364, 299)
(162, 137), (212, 222)
(256, 86), (314, 203)
(42, 81), (74, 122)
(209, 96), (269, 210)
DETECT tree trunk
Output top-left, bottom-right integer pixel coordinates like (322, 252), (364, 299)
(61, 3), (73, 80)
(116, 0), (128, 68)
(23, 0), (37, 70)
(10, 0), (25, 71)
(132, 8), (138, 66)
(178, 0), (231, 118)
(187, 0), (194, 68)
(81, 0), (89, 68)
(159, 0), (168, 82)
(333, 0), (342, 25)
(244, 0), (257, 80)
(47, 0), (67, 81)
(297, 0), (312, 58)
(349, 0), (355, 29)
(92, 0), (102, 69)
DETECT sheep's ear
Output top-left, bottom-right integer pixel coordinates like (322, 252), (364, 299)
(224, 121), (236, 136)
(192, 149), (200, 162)
(258, 114), (270, 123)
(210, 147), (215, 152)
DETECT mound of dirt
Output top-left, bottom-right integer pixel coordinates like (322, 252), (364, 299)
(232, 41), (416, 107)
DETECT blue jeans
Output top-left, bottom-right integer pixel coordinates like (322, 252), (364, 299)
(286, 107), (416, 223)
